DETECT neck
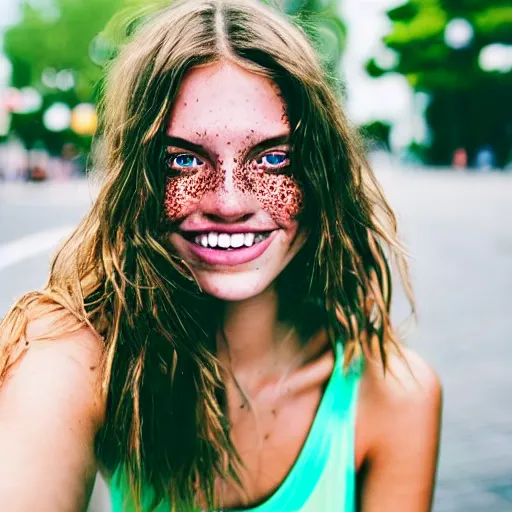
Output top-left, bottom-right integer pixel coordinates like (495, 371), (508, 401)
(216, 286), (303, 380)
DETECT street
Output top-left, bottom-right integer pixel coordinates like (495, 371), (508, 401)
(1, 168), (511, 511)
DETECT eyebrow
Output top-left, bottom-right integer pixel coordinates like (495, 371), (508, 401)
(163, 134), (290, 159)
(249, 134), (290, 154)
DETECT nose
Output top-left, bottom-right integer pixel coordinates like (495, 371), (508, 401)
(200, 165), (256, 223)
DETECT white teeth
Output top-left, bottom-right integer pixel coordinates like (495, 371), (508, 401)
(230, 233), (245, 248)
(217, 233), (231, 249)
(208, 232), (218, 248)
(192, 231), (270, 248)
(244, 233), (255, 247)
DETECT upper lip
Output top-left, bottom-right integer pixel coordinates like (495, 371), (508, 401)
(179, 225), (276, 234)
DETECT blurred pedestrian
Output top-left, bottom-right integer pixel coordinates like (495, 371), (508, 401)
(452, 148), (468, 170)
(27, 140), (49, 181)
(475, 144), (496, 171)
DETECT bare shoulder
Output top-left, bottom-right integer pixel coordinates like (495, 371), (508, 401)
(25, 311), (104, 368)
(357, 345), (442, 461)
(0, 310), (106, 509)
(360, 346), (441, 409)
(7, 310), (107, 425)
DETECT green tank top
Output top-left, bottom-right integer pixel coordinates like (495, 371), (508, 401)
(109, 342), (361, 511)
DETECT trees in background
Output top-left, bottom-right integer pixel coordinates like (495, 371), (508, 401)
(3, 0), (136, 152)
(367, 0), (512, 167)
(280, 0), (346, 72)
(2, 0), (345, 153)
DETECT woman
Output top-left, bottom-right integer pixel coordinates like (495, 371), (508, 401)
(0, 0), (442, 510)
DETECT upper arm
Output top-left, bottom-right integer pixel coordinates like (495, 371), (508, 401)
(0, 317), (105, 512)
(358, 348), (442, 512)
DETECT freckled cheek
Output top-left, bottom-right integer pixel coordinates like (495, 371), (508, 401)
(163, 175), (207, 221)
(254, 175), (304, 226)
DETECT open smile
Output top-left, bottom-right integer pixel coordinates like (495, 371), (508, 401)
(180, 230), (277, 266)
(183, 230), (273, 250)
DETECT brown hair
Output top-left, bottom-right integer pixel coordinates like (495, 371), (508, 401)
(0, 0), (413, 509)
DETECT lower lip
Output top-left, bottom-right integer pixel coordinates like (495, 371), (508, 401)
(184, 231), (278, 266)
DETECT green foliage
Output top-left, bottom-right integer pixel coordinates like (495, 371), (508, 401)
(367, 0), (512, 166)
(387, 3), (419, 22)
(257, 0), (346, 70)
(360, 121), (391, 150)
(473, 6), (512, 37)
(368, 0), (512, 89)
(385, 5), (447, 48)
(4, 0), (128, 99)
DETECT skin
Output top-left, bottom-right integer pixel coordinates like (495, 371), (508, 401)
(0, 61), (442, 511)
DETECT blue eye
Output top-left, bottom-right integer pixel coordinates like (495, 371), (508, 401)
(257, 152), (289, 169)
(173, 154), (203, 168)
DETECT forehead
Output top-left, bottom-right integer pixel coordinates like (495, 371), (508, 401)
(167, 61), (289, 144)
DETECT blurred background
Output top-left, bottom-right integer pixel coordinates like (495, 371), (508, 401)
(0, 1), (511, 511)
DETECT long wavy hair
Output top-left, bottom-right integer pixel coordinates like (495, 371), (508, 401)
(0, 0), (413, 510)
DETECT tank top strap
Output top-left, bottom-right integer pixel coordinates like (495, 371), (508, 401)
(332, 339), (362, 422)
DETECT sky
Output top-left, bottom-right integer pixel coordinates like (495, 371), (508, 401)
(0, 0), (20, 33)
(0, 0), (415, 138)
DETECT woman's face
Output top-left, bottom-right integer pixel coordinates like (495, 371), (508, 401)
(165, 61), (305, 301)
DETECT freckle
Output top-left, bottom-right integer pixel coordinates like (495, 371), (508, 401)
(90, 366), (96, 371)
(240, 403), (245, 409)
(272, 409), (277, 416)
(264, 434), (270, 440)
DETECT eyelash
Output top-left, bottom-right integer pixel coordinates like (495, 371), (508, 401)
(164, 151), (290, 175)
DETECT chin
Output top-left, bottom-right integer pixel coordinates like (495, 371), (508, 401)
(194, 270), (275, 301)
(168, 227), (306, 302)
